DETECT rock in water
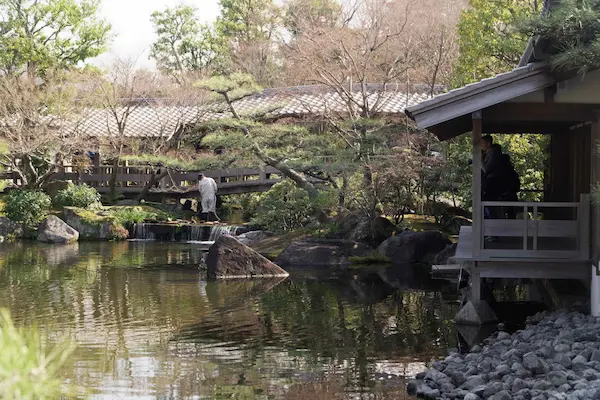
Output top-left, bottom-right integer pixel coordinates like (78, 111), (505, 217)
(377, 230), (451, 264)
(37, 215), (79, 244)
(0, 216), (22, 240)
(236, 230), (273, 246)
(455, 300), (498, 325)
(433, 243), (458, 265)
(207, 235), (289, 280)
(63, 207), (128, 241)
(275, 239), (373, 267)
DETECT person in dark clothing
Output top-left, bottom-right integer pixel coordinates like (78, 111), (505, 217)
(480, 136), (504, 231)
(496, 148), (520, 219)
(481, 136), (504, 201)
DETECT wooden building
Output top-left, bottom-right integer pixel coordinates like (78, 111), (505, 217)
(406, 61), (600, 313)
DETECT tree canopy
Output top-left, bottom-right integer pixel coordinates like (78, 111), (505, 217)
(521, 0), (600, 75)
(0, 0), (111, 79)
(452, 0), (540, 87)
(150, 5), (219, 80)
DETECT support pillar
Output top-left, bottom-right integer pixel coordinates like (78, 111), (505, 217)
(472, 111), (483, 258)
(471, 112), (483, 303)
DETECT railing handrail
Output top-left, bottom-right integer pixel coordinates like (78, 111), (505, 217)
(479, 194), (591, 260)
(481, 200), (581, 208)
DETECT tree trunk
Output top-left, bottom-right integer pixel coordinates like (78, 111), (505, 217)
(135, 169), (169, 203)
(338, 175), (348, 212)
(252, 144), (319, 198)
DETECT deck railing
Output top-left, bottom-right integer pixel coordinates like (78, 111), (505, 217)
(0, 165), (286, 194)
(478, 194), (590, 260)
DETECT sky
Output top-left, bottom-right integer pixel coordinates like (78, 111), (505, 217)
(91, 0), (221, 70)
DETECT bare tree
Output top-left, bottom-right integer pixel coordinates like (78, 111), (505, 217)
(84, 59), (211, 202)
(280, 0), (464, 221)
(0, 70), (88, 188)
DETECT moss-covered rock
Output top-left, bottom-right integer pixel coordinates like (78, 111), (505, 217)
(62, 207), (129, 241)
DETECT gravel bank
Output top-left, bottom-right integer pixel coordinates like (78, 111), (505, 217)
(408, 311), (600, 399)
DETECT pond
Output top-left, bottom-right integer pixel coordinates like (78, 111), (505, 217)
(0, 241), (460, 399)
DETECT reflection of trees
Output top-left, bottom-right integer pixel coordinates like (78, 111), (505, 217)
(0, 242), (459, 398)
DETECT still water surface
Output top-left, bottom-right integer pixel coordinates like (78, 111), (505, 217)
(0, 241), (459, 399)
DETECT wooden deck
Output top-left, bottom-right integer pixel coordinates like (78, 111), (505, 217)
(452, 226), (590, 280)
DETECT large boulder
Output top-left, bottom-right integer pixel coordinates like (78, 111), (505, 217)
(433, 243), (458, 265)
(236, 230), (274, 246)
(0, 217), (23, 241)
(275, 238), (373, 267)
(207, 235), (289, 280)
(63, 207), (128, 241)
(346, 217), (397, 246)
(45, 180), (70, 199)
(37, 215), (79, 244)
(377, 230), (451, 264)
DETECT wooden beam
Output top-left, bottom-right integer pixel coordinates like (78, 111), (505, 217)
(484, 103), (600, 123)
(472, 111), (483, 259)
(482, 122), (571, 135)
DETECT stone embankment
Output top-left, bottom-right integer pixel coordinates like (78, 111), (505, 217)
(409, 311), (600, 400)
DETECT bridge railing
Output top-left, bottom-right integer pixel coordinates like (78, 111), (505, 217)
(0, 165), (286, 194)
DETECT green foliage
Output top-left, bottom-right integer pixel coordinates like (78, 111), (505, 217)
(252, 180), (335, 233)
(453, 0), (540, 87)
(220, 193), (260, 222)
(53, 183), (100, 209)
(150, 5), (221, 76)
(283, 0), (342, 37)
(3, 189), (51, 226)
(122, 154), (228, 172)
(197, 73), (263, 102)
(0, 0), (111, 76)
(520, 0), (600, 74)
(108, 206), (169, 226)
(0, 309), (77, 399)
(216, 0), (280, 43)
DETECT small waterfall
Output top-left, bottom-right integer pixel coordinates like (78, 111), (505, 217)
(130, 223), (239, 243)
(132, 223), (156, 241)
(187, 225), (206, 242)
(208, 225), (239, 241)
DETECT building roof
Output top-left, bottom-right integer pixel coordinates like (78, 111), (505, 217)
(405, 63), (555, 136)
(54, 84), (440, 139)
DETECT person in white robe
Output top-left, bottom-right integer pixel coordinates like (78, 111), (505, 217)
(197, 174), (219, 220)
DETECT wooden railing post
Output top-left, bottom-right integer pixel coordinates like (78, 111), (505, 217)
(580, 193), (591, 260)
(472, 111), (483, 258)
(259, 166), (267, 183)
(523, 205), (528, 250)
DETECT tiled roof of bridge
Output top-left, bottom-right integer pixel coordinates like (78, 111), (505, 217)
(61, 84), (442, 138)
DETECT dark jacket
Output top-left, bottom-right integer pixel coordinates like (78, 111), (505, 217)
(482, 146), (503, 178)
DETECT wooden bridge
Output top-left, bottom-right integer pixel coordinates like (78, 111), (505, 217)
(0, 165), (304, 200)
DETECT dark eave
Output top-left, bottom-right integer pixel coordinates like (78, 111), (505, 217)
(405, 63), (555, 138)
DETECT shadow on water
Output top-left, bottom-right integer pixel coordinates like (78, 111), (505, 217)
(0, 242), (460, 399)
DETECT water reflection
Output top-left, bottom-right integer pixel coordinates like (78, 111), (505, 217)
(0, 242), (459, 399)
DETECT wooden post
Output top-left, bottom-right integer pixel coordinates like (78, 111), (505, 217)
(591, 117), (600, 261)
(259, 165), (267, 183)
(471, 262), (481, 302)
(472, 111), (483, 258)
(580, 193), (591, 260)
